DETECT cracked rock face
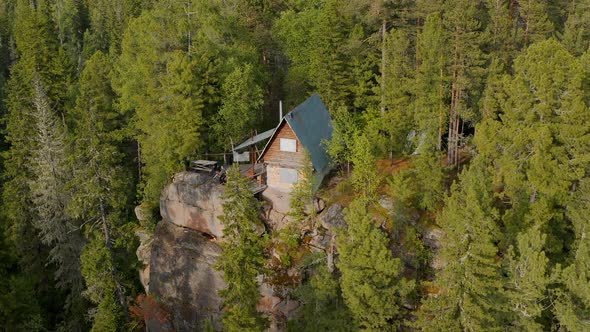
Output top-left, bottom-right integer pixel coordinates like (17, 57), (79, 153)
(160, 172), (226, 239)
(146, 220), (225, 332)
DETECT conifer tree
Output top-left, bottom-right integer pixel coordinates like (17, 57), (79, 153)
(217, 165), (268, 332)
(416, 159), (510, 331)
(325, 106), (359, 175)
(382, 28), (414, 155)
(443, 0), (485, 166)
(562, 0), (590, 56)
(484, 0), (521, 65)
(70, 51), (134, 330)
(506, 224), (551, 331)
(554, 179), (590, 331)
(350, 133), (380, 198)
(213, 63), (264, 151)
(518, 0), (555, 46)
(115, 10), (206, 209)
(337, 199), (413, 330)
(288, 263), (355, 332)
(414, 13), (446, 152)
(2, 1), (72, 327)
(29, 78), (89, 330)
(289, 151), (316, 224)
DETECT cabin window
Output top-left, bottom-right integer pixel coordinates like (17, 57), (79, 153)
(279, 168), (298, 184)
(280, 138), (297, 152)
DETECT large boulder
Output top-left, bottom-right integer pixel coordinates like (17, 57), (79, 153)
(317, 204), (346, 231)
(160, 172), (225, 239)
(147, 220), (225, 331)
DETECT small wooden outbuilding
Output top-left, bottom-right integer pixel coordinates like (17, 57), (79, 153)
(258, 94), (333, 192)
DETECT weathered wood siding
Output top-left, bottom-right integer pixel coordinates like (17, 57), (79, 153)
(262, 122), (306, 165)
(262, 122), (312, 190)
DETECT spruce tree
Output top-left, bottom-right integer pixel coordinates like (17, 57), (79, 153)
(288, 263), (355, 332)
(414, 13), (446, 152)
(217, 165), (268, 332)
(443, 0), (485, 166)
(115, 10), (206, 209)
(337, 199), (413, 330)
(554, 179), (590, 331)
(506, 224), (551, 331)
(29, 78), (88, 330)
(382, 28), (414, 156)
(562, 0), (590, 56)
(69, 51), (135, 330)
(416, 159), (510, 331)
(518, 0), (555, 46)
(212, 63), (264, 152)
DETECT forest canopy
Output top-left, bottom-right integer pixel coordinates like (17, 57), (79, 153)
(0, 0), (589, 331)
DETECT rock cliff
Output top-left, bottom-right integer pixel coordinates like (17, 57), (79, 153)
(136, 171), (345, 331)
(160, 172), (226, 239)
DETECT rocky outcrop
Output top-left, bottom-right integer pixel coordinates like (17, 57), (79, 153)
(160, 172), (226, 239)
(136, 170), (348, 331)
(146, 220), (225, 331)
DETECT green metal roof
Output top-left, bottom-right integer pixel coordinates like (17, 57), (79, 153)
(259, 94), (333, 175)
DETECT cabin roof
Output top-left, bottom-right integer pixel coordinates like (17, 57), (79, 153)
(233, 128), (275, 151)
(259, 94), (333, 174)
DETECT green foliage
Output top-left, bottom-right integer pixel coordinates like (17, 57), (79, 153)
(324, 106), (359, 174)
(562, 0), (590, 56)
(506, 224), (551, 331)
(213, 63), (264, 151)
(416, 159), (511, 331)
(217, 165), (268, 332)
(81, 236), (125, 331)
(337, 199), (414, 330)
(414, 13), (446, 151)
(288, 263), (355, 332)
(518, 0), (555, 45)
(350, 133), (380, 198)
(412, 150), (446, 212)
(0, 1), (590, 330)
(115, 10), (206, 207)
(289, 151), (316, 223)
(382, 28), (414, 155)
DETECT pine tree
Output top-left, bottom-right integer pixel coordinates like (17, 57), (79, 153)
(506, 224), (551, 331)
(476, 39), (589, 255)
(289, 151), (316, 224)
(324, 106), (359, 175)
(217, 165), (268, 332)
(115, 10), (206, 209)
(554, 178), (590, 331)
(213, 63), (264, 151)
(382, 27), (414, 156)
(562, 0), (590, 56)
(337, 199), (414, 330)
(416, 159), (510, 331)
(69, 51), (134, 329)
(288, 262), (355, 332)
(350, 133), (380, 198)
(518, 0), (555, 46)
(80, 234), (126, 331)
(443, 0), (485, 166)
(484, 0), (521, 65)
(415, 13), (446, 152)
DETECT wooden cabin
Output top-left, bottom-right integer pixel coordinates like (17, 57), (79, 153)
(258, 94), (333, 192)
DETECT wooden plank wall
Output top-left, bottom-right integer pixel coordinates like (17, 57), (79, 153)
(262, 122), (306, 165)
